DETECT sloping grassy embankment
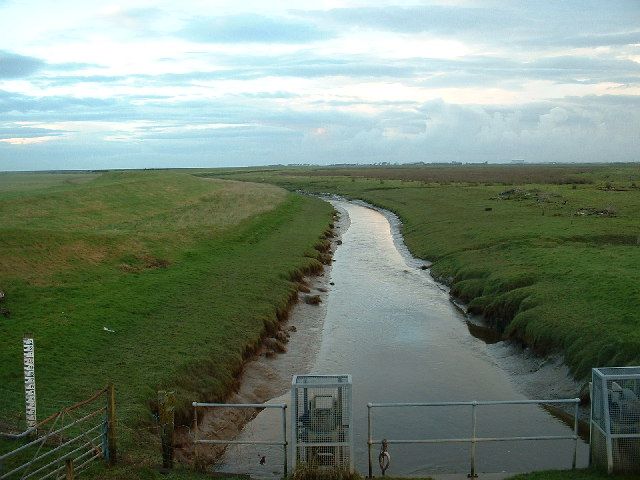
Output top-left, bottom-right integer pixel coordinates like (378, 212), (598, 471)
(200, 164), (640, 381)
(0, 171), (334, 474)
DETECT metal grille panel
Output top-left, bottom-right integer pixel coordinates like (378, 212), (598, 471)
(591, 367), (640, 473)
(291, 375), (353, 472)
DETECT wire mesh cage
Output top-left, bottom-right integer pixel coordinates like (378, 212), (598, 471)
(591, 367), (640, 474)
(291, 375), (353, 472)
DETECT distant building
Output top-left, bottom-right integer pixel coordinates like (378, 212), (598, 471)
(511, 158), (525, 164)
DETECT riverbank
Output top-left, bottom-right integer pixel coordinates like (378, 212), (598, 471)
(178, 207), (348, 468)
(341, 196), (584, 407)
(0, 172), (334, 474)
(198, 164), (640, 382)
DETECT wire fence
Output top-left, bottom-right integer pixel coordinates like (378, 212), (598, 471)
(0, 385), (116, 480)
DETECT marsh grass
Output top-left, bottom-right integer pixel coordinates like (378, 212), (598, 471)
(200, 164), (640, 380)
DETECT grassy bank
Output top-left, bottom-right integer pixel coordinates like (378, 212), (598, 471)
(0, 171), (334, 469)
(200, 163), (640, 380)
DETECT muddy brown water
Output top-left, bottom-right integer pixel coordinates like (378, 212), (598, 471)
(210, 199), (589, 478)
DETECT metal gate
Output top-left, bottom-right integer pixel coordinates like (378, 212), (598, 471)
(0, 385), (116, 480)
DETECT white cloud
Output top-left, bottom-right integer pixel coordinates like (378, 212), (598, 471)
(0, 136), (57, 145)
(0, 1), (638, 170)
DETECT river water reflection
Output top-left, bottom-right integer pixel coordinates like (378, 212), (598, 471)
(215, 200), (588, 478)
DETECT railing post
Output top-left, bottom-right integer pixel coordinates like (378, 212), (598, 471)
(193, 402), (202, 471)
(367, 403), (373, 479)
(572, 401), (579, 469)
(282, 405), (288, 479)
(158, 390), (175, 470)
(468, 402), (478, 478)
(601, 376), (614, 474)
(588, 382), (593, 467)
(106, 384), (117, 465)
(65, 458), (74, 480)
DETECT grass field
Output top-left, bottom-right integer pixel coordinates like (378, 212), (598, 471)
(200, 163), (640, 381)
(2, 165), (639, 480)
(0, 171), (334, 471)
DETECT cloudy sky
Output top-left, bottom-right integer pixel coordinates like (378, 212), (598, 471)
(1, 0), (639, 171)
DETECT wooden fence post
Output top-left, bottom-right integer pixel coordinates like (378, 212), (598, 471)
(106, 384), (117, 465)
(158, 390), (175, 470)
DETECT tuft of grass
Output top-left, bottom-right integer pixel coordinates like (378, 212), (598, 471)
(289, 464), (363, 480)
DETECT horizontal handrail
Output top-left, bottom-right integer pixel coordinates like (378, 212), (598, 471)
(609, 432), (640, 439)
(368, 398), (580, 408)
(192, 402), (286, 409)
(369, 434), (577, 444)
(367, 397), (581, 478)
(193, 400), (289, 477)
(194, 439), (286, 445)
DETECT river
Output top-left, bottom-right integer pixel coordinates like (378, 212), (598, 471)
(212, 199), (589, 478)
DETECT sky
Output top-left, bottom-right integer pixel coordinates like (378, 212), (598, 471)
(0, 0), (639, 171)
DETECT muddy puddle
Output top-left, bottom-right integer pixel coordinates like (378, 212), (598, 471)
(202, 199), (589, 478)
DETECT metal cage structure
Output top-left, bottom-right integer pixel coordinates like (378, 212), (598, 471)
(591, 367), (640, 474)
(291, 375), (353, 472)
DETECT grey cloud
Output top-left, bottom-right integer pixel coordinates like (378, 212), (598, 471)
(0, 90), (117, 113)
(3, 94), (638, 171)
(41, 74), (129, 85)
(530, 56), (640, 72)
(306, 5), (518, 35)
(416, 55), (640, 87)
(31, 50), (639, 95)
(565, 94), (640, 106)
(301, 2), (640, 49)
(0, 126), (67, 139)
(412, 98), (640, 162)
(45, 62), (103, 72)
(0, 51), (44, 78)
(526, 31), (640, 48)
(180, 14), (330, 44)
(138, 125), (301, 141)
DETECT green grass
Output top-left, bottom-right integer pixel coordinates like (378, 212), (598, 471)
(506, 468), (640, 479)
(199, 163), (640, 381)
(78, 463), (247, 479)
(0, 171), (334, 472)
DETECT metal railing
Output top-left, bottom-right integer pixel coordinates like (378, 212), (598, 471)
(367, 398), (580, 478)
(0, 385), (116, 480)
(192, 402), (288, 476)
